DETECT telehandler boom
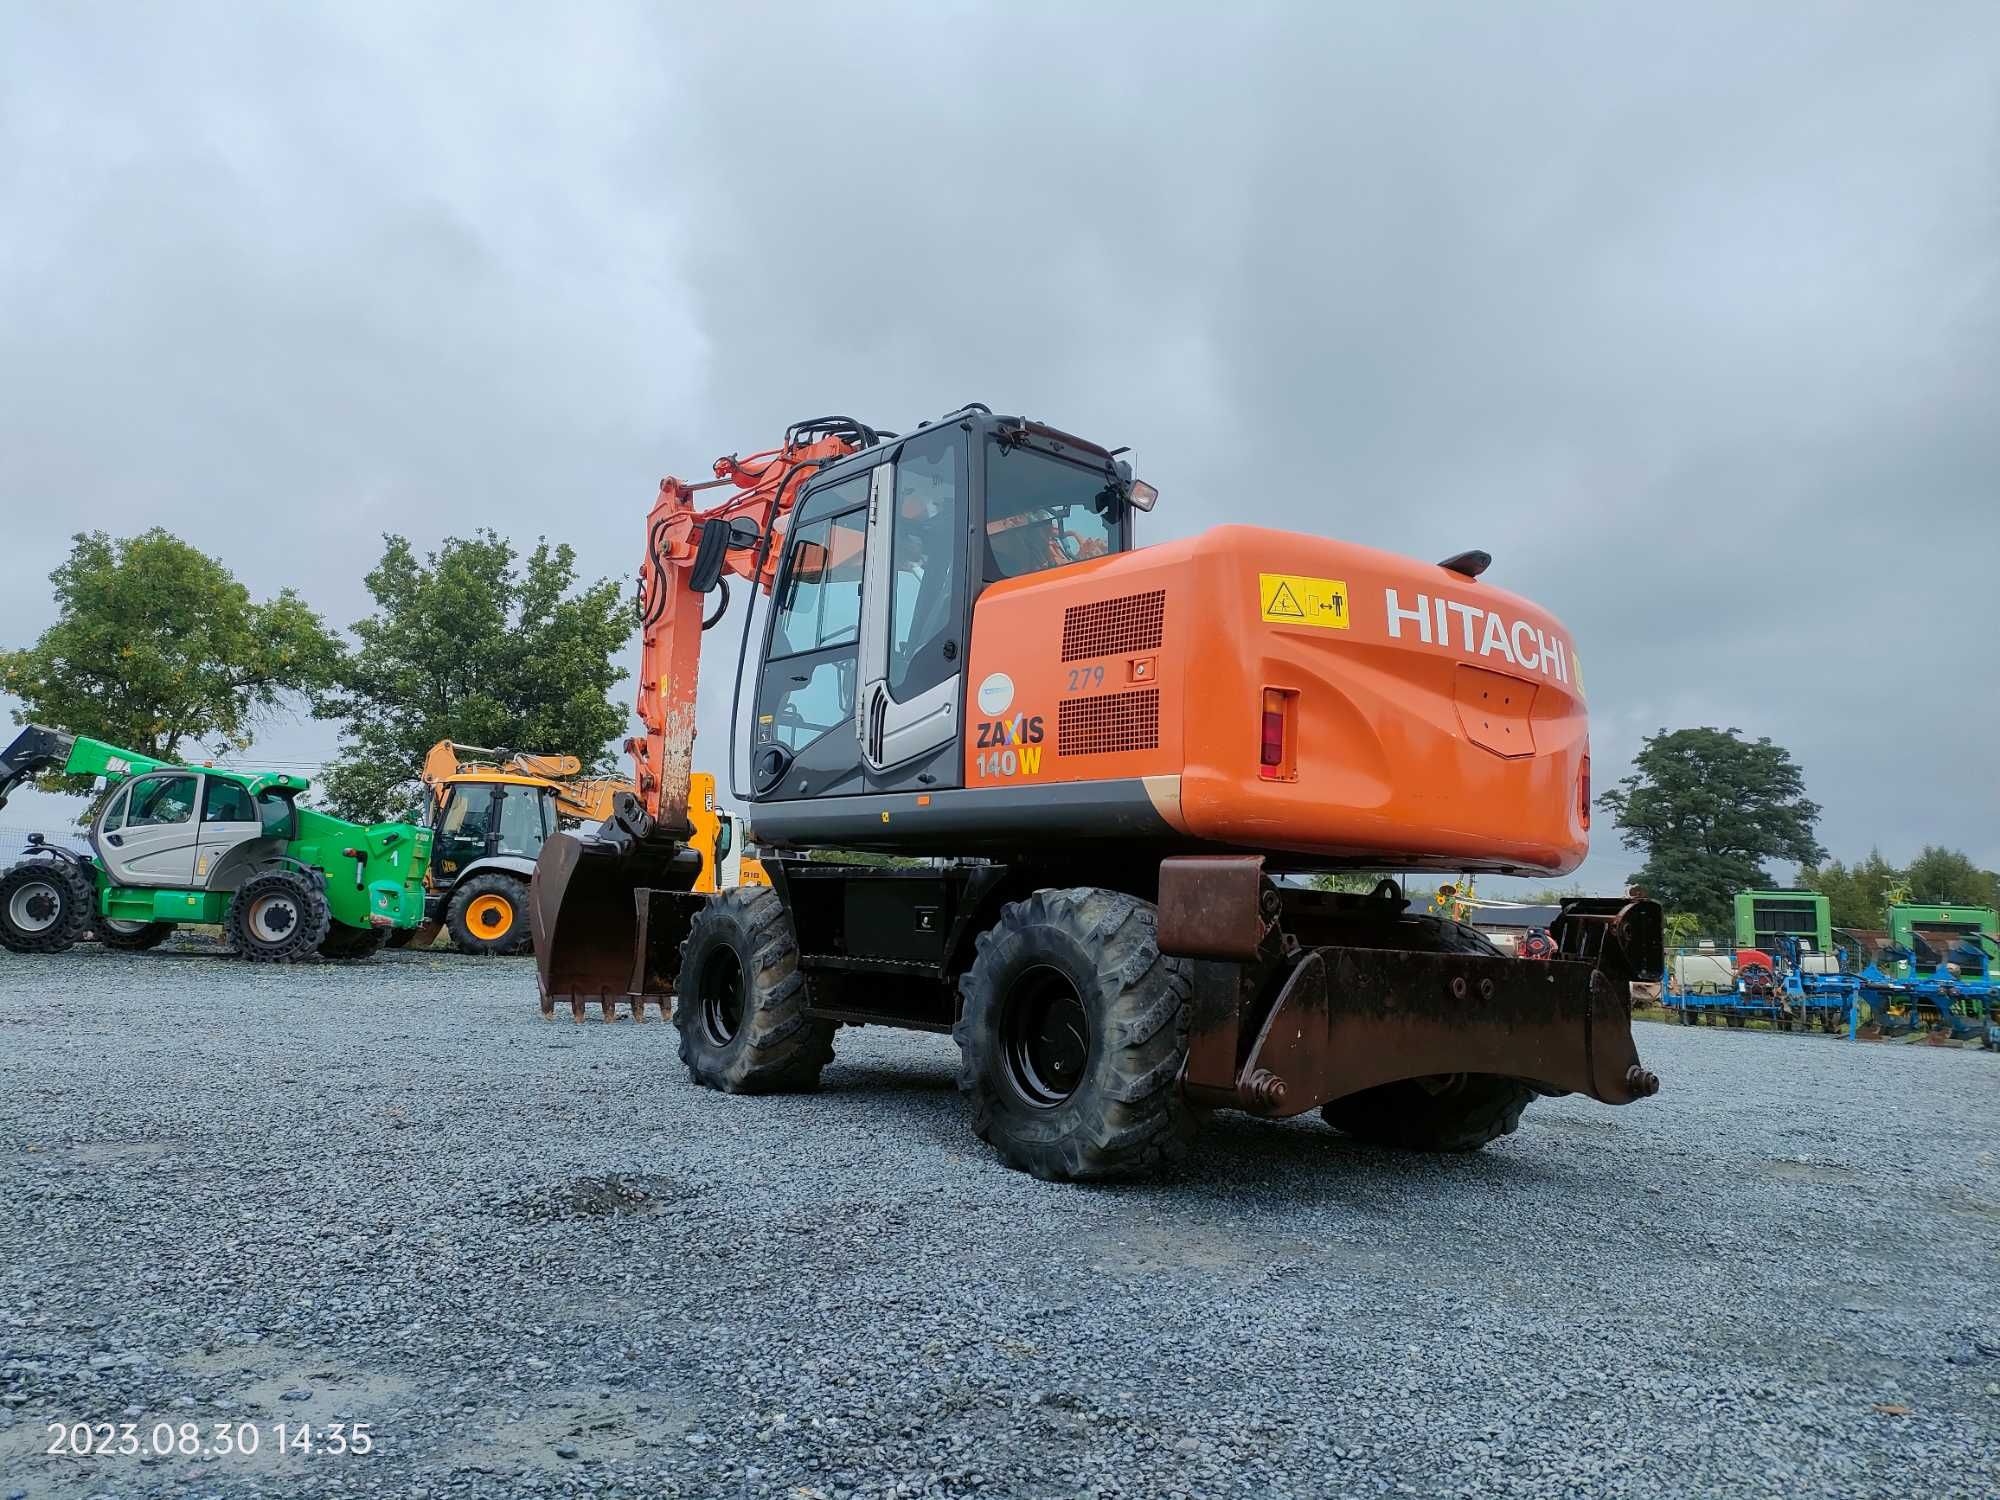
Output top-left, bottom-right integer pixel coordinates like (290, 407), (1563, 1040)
(530, 406), (1662, 1180)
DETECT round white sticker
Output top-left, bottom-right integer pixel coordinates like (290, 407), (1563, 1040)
(977, 672), (1015, 715)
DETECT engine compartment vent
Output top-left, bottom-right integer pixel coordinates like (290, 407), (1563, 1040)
(1061, 590), (1165, 662)
(1058, 688), (1160, 757)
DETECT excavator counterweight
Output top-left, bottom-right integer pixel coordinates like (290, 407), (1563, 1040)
(528, 405), (1660, 1181)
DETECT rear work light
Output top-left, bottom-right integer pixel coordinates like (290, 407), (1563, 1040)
(1259, 687), (1298, 781)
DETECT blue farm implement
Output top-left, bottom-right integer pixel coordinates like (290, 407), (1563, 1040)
(1663, 938), (1860, 1034)
(1857, 932), (1998, 1043)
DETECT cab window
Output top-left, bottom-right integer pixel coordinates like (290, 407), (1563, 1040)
(201, 778), (257, 823)
(889, 430), (961, 698)
(983, 440), (1123, 582)
(126, 773), (197, 827)
(99, 784), (131, 833)
(256, 790), (298, 839)
(437, 787), (491, 864)
(766, 657), (854, 752)
(771, 476), (870, 658)
(494, 784), (550, 856)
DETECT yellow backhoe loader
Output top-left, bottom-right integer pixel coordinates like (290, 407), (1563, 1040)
(398, 741), (757, 955)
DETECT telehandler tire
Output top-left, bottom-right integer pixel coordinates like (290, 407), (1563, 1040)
(675, 887), (834, 1092)
(1317, 914), (1534, 1152)
(0, 858), (93, 954)
(95, 918), (176, 951)
(446, 873), (532, 956)
(225, 869), (331, 963)
(318, 922), (388, 961)
(955, 888), (1195, 1182)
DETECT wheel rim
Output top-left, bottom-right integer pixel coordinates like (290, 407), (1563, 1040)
(7, 879), (62, 934)
(1001, 963), (1090, 1109)
(249, 893), (299, 943)
(698, 948), (744, 1046)
(467, 893), (515, 937)
(101, 917), (146, 936)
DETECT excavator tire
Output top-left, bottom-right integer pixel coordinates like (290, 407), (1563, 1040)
(225, 869), (331, 963)
(955, 888), (1195, 1183)
(1317, 915), (1536, 1152)
(675, 887), (834, 1092)
(0, 857), (93, 954)
(95, 918), (176, 951)
(446, 873), (532, 956)
(318, 922), (388, 961)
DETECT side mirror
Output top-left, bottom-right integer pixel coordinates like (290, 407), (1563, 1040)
(752, 743), (792, 795)
(687, 517), (734, 594)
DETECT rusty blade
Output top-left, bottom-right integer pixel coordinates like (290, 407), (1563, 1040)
(1228, 945), (1658, 1117)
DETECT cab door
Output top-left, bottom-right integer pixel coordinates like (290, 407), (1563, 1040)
(194, 776), (264, 886)
(96, 771), (203, 886)
(855, 424), (966, 790)
(751, 470), (873, 800)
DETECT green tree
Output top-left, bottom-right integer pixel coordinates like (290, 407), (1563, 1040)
(1799, 849), (1902, 930)
(1662, 911), (1705, 947)
(1597, 726), (1825, 932)
(313, 531), (633, 821)
(1898, 846), (2000, 908)
(1309, 872), (1390, 894)
(2, 529), (341, 791)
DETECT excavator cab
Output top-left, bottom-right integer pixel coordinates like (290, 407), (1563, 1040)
(746, 412), (1140, 814)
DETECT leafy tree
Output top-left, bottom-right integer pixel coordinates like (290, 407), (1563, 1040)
(1309, 872), (1390, 894)
(313, 532), (633, 821)
(1597, 726), (1825, 931)
(2, 529), (341, 791)
(1662, 911), (1705, 947)
(1799, 849), (1903, 930)
(1802, 846), (1999, 927)
(1898, 846), (2000, 909)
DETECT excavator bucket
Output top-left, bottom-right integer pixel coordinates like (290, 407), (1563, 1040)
(529, 827), (706, 1022)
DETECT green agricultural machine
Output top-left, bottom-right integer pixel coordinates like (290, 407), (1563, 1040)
(1732, 889), (1834, 957)
(0, 726), (431, 961)
(1884, 902), (1999, 977)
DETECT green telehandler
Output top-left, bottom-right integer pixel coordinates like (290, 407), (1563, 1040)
(0, 726), (432, 961)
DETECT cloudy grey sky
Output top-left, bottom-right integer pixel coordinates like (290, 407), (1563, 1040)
(3, 2), (1996, 892)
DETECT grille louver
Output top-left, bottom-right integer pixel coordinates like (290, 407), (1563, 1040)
(1057, 688), (1160, 757)
(1061, 590), (1164, 662)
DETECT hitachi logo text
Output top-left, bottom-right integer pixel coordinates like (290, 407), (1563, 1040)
(1383, 589), (1570, 684)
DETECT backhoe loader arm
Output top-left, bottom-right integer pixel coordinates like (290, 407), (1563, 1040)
(628, 419), (873, 833)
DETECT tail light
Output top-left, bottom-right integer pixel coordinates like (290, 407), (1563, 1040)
(1578, 754), (1592, 829)
(1259, 688), (1297, 781)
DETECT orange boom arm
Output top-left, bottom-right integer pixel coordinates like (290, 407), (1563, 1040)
(628, 420), (875, 832)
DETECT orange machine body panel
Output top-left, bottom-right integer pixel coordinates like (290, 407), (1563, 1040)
(963, 524), (1590, 877)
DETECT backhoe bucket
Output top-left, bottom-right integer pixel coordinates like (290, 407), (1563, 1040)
(529, 829), (704, 1022)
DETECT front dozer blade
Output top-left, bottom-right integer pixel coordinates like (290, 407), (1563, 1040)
(529, 828), (703, 1022)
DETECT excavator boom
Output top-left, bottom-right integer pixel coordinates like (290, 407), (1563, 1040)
(529, 418), (883, 1016)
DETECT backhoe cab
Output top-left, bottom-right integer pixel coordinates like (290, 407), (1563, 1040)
(530, 405), (1662, 1182)
(0, 726), (430, 961)
(405, 740), (751, 955)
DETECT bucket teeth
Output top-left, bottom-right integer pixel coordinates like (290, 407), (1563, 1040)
(537, 992), (672, 1023)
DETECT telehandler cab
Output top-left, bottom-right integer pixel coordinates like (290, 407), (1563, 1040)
(0, 727), (430, 961)
(531, 406), (1662, 1180)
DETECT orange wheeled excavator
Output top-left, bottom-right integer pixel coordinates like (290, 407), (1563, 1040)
(530, 405), (1661, 1180)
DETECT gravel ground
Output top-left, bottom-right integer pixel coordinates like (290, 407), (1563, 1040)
(2, 944), (1996, 1500)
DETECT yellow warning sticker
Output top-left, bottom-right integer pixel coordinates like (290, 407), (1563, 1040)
(1259, 573), (1350, 630)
